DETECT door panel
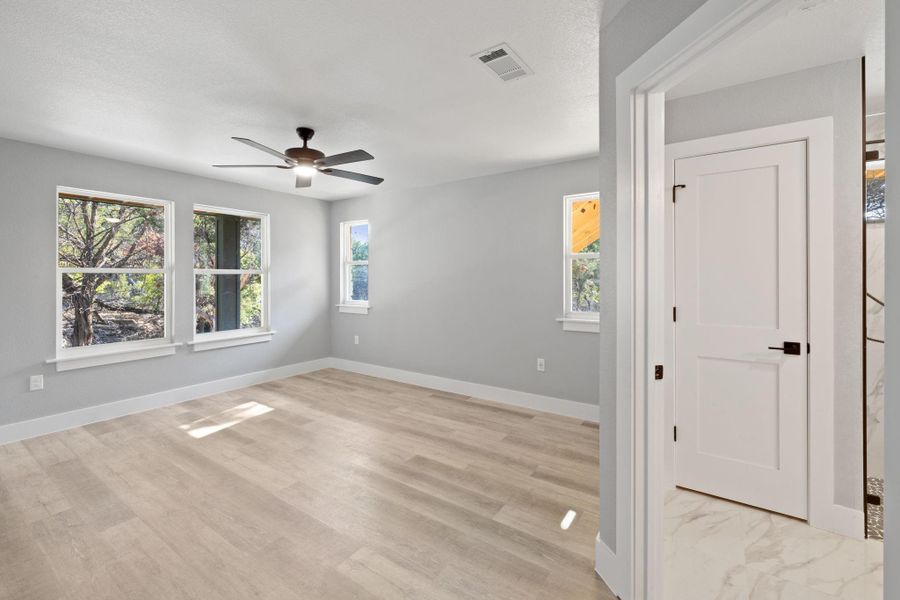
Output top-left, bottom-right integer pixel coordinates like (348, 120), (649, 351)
(674, 141), (808, 519)
(696, 166), (779, 328)
(696, 357), (779, 469)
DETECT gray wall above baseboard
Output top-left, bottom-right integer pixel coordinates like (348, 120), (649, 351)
(0, 137), (605, 428)
(0, 137), (332, 426)
(328, 156), (604, 407)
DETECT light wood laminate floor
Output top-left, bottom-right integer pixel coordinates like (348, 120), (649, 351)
(0, 369), (613, 600)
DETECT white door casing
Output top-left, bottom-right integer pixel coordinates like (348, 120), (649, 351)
(673, 141), (809, 519)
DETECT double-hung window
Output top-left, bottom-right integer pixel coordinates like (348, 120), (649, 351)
(53, 187), (175, 370)
(338, 220), (369, 314)
(561, 192), (600, 332)
(191, 205), (272, 350)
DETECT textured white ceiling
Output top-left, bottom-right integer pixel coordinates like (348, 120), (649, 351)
(669, 0), (884, 110)
(0, 0), (601, 200)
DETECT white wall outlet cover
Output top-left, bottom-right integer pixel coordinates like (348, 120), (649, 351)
(536, 358), (546, 372)
(29, 375), (44, 391)
(354, 335), (359, 345)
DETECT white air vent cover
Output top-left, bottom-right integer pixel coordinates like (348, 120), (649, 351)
(473, 43), (532, 82)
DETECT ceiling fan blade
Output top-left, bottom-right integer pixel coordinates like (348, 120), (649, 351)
(213, 164), (290, 168)
(295, 174), (312, 188)
(321, 168), (384, 186)
(315, 149), (374, 168)
(232, 137), (294, 163)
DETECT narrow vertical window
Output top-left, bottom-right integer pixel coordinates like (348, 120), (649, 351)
(339, 220), (369, 313)
(54, 187), (175, 370)
(562, 193), (600, 332)
(191, 205), (272, 350)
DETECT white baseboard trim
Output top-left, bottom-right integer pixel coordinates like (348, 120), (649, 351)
(0, 356), (598, 446)
(595, 534), (627, 599)
(0, 358), (332, 446)
(328, 358), (600, 422)
(818, 504), (865, 540)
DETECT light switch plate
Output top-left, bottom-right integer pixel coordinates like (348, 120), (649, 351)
(29, 375), (44, 391)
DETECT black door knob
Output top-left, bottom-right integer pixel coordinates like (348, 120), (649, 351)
(768, 342), (801, 355)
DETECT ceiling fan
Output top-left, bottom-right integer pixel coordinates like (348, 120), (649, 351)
(213, 127), (383, 188)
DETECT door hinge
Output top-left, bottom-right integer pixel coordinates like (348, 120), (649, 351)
(807, 342), (811, 354)
(673, 306), (677, 322)
(672, 183), (686, 203)
(673, 426), (677, 442)
(654, 365), (664, 380)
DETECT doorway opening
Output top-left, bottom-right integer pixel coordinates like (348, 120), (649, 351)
(609, 0), (886, 597)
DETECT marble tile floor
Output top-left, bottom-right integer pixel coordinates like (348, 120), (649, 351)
(866, 477), (884, 540)
(665, 488), (883, 600)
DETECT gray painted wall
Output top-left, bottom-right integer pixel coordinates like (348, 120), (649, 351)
(328, 157), (603, 406)
(883, 0), (897, 595)
(665, 59), (865, 511)
(0, 137), (331, 426)
(596, 0), (711, 549)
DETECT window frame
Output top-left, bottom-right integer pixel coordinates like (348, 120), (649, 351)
(50, 186), (177, 371)
(338, 219), (370, 313)
(561, 192), (601, 332)
(189, 204), (273, 351)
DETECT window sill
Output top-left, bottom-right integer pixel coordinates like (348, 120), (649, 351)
(188, 330), (276, 352)
(47, 342), (181, 372)
(556, 317), (600, 333)
(337, 304), (370, 314)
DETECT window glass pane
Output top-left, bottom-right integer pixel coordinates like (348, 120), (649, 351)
(193, 213), (218, 269)
(195, 274), (217, 333)
(193, 213), (262, 269)
(61, 273), (164, 347)
(350, 223), (369, 261)
(195, 274), (262, 333)
(240, 274), (263, 329)
(350, 265), (368, 301)
(570, 198), (600, 254)
(240, 217), (262, 269)
(58, 195), (165, 269)
(866, 161), (885, 223)
(571, 258), (599, 312)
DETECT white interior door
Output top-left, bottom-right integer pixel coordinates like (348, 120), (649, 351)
(674, 141), (808, 519)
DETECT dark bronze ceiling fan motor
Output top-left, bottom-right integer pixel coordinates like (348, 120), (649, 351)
(285, 127), (325, 163)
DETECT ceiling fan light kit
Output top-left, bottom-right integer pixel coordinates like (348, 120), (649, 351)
(213, 126), (384, 189)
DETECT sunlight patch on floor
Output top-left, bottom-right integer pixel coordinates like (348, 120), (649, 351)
(560, 510), (577, 530)
(178, 401), (274, 438)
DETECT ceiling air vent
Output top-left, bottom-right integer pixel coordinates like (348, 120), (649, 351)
(473, 43), (532, 82)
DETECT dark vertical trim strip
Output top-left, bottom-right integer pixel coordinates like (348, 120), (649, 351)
(861, 56), (870, 538)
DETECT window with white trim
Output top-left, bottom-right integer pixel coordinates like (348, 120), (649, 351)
(192, 205), (270, 345)
(55, 187), (174, 366)
(562, 192), (600, 330)
(339, 220), (369, 311)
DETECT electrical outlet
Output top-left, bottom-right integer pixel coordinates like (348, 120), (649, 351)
(536, 358), (545, 372)
(354, 335), (359, 345)
(29, 375), (43, 391)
